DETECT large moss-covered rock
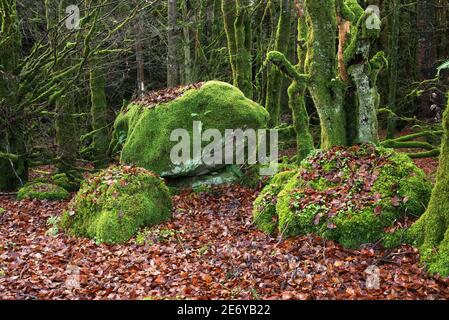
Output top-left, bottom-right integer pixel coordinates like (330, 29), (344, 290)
(112, 81), (269, 177)
(17, 182), (69, 201)
(60, 165), (172, 244)
(253, 144), (432, 248)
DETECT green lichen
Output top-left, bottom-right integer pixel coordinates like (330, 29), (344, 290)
(17, 182), (69, 201)
(60, 165), (172, 244)
(113, 81), (268, 177)
(254, 144), (432, 248)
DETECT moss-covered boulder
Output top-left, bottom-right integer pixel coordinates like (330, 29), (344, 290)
(51, 173), (81, 192)
(112, 81), (269, 177)
(253, 144), (432, 248)
(17, 182), (69, 201)
(60, 165), (172, 244)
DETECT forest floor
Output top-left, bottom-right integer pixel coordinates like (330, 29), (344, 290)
(0, 157), (448, 300)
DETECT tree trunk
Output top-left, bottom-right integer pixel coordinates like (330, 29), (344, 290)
(135, 14), (145, 97)
(234, 0), (253, 98)
(167, 0), (180, 87)
(55, 92), (79, 174)
(222, 0), (238, 84)
(222, 0), (252, 98)
(0, 0), (28, 191)
(266, 0), (292, 127)
(386, 0), (400, 139)
(89, 67), (110, 168)
(304, 0), (347, 148)
(417, 0), (437, 119)
(182, 0), (194, 84)
(410, 93), (449, 277)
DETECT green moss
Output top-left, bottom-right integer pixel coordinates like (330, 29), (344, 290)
(255, 145), (432, 248)
(113, 81), (268, 177)
(17, 182), (69, 201)
(253, 170), (298, 235)
(60, 165), (172, 244)
(408, 95), (449, 277)
(0, 207), (5, 215)
(51, 173), (81, 192)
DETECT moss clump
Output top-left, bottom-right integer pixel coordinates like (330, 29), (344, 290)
(17, 182), (69, 201)
(0, 207), (5, 215)
(254, 144), (432, 248)
(60, 165), (172, 244)
(253, 170), (297, 234)
(51, 173), (81, 192)
(112, 81), (269, 177)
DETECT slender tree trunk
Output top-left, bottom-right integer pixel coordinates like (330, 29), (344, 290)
(167, 0), (180, 87)
(387, 0), (400, 139)
(135, 14), (145, 97)
(55, 92), (79, 174)
(222, 0), (238, 84)
(417, 0), (437, 119)
(234, 0), (253, 98)
(182, 0), (194, 84)
(266, 0), (292, 127)
(89, 67), (110, 168)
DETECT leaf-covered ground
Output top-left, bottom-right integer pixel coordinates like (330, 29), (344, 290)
(1, 172), (449, 299)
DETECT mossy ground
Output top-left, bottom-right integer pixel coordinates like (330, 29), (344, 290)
(253, 144), (432, 248)
(60, 165), (172, 244)
(51, 173), (81, 192)
(112, 81), (269, 177)
(17, 182), (69, 201)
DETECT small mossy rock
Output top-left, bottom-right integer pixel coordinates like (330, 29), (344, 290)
(51, 173), (81, 192)
(17, 182), (69, 201)
(112, 81), (269, 177)
(253, 170), (297, 234)
(60, 165), (172, 244)
(254, 144), (432, 248)
(167, 165), (242, 191)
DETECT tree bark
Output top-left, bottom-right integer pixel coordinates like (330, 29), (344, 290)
(167, 0), (180, 87)
(89, 67), (110, 168)
(0, 0), (28, 191)
(266, 0), (292, 127)
(417, 0), (437, 119)
(304, 0), (347, 148)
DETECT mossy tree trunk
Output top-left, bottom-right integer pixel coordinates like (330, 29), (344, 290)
(304, 0), (347, 149)
(55, 91), (79, 174)
(222, 0), (238, 83)
(265, 0), (292, 127)
(0, 0), (28, 191)
(386, 0), (400, 139)
(222, 0), (253, 98)
(410, 93), (449, 277)
(345, 6), (386, 145)
(89, 66), (110, 168)
(168, 0), (180, 87)
(417, 0), (437, 119)
(264, 9), (314, 162)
